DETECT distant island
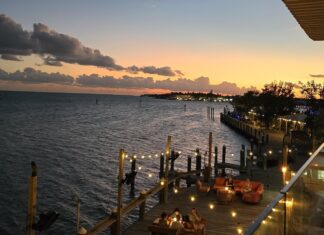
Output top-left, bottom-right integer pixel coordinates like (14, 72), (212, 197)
(141, 91), (235, 102)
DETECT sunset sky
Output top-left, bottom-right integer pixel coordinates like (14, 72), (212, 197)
(0, 0), (324, 95)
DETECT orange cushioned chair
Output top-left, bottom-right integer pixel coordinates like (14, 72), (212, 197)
(196, 180), (211, 193)
(213, 177), (226, 191)
(242, 182), (264, 204)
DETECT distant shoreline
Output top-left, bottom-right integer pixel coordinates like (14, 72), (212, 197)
(141, 92), (235, 102)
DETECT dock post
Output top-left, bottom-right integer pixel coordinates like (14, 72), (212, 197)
(196, 149), (201, 177)
(263, 153), (267, 171)
(214, 146), (218, 177)
(222, 145), (226, 176)
(159, 153), (164, 179)
(110, 209), (118, 235)
(163, 136), (171, 204)
(283, 145), (288, 167)
(247, 149), (252, 178)
(240, 149), (245, 171)
(187, 156), (192, 188)
(139, 190), (146, 221)
(130, 155), (136, 196)
(266, 134), (269, 144)
(207, 132), (213, 181)
(26, 161), (37, 235)
(170, 150), (175, 172)
(116, 149), (125, 235)
(250, 139), (254, 152)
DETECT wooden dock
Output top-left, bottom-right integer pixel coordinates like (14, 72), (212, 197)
(124, 186), (278, 235)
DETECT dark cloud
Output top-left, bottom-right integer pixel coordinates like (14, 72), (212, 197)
(31, 23), (124, 71)
(310, 74), (324, 78)
(0, 14), (182, 76)
(1, 54), (23, 61)
(0, 14), (33, 56)
(127, 65), (183, 77)
(0, 67), (74, 85)
(0, 68), (253, 95)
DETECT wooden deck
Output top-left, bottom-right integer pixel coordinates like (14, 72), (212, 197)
(124, 186), (278, 235)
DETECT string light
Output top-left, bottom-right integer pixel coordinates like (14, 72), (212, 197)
(309, 152), (312, 156)
(209, 203), (214, 210)
(148, 173), (152, 178)
(130, 159), (133, 163)
(190, 196), (196, 202)
(155, 154), (158, 158)
(141, 155), (145, 159)
(148, 155), (152, 158)
(160, 179), (165, 186)
(231, 211), (237, 217)
(134, 155), (137, 159)
(231, 154), (234, 157)
(237, 228), (243, 234)
(262, 220), (266, 225)
(125, 154), (128, 158)
(282, 166), (287, 174)
(285, 181), (289, 185)
(138, 166), (142, 170)
(288, 149), (292, 153)
(272, 208), (277, 212)
(268, 150), (272, 155)
(174, 188), (178, 194)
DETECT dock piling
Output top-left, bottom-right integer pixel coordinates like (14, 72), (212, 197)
(187, 156), (192, 188)
(159, 153), (164, 179)
(163, 136), (171, 204)
(139, 191), (146, 221)
(116, 149), (125, 235)
(214, 146), (218, 177)
(130, 155), (136, 196)
(196, 149), (201, 177)
(222, 145), (226, 176)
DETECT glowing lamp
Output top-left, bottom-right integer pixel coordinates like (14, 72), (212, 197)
(282, 166), (287, 174)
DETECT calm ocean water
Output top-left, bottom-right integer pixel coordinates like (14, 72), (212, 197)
(0, 91), (249, 234)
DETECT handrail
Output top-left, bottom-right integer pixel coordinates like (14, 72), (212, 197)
(281, 142), (324, 193)
(244, 142), (324, 235)
(86, 168), (205, 234)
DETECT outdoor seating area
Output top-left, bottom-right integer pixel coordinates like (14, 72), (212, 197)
(150, 208), (206, 235)
(213, 177), (264, 204)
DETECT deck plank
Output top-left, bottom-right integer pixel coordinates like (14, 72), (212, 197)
(124, 186), (278, 235)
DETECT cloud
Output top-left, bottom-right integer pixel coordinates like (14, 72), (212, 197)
(0, 67), (254, 95)
(310, 74), (324, 78)
(31, 23), (124, 71)
(0, 67), (74, 85)
(1, 54), (23, 61)
(42, 56), (63, 66)
(127, 65), (183, 77)
(0, 14), (182, 76)
(0, 14), (33, 56)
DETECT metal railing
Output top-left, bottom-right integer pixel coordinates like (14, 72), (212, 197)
(245, 142), (324, 235)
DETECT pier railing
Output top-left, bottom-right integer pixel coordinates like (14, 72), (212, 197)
(245, 142), (324, 235)
(86, 169), (204, 235)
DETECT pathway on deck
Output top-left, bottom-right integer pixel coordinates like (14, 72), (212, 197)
(124, 187), (278, 235)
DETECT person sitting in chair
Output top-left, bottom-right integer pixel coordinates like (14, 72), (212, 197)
(224, 176), (234, 190)
(242, 178), (252, 193)
(153, 212), (169, 226)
